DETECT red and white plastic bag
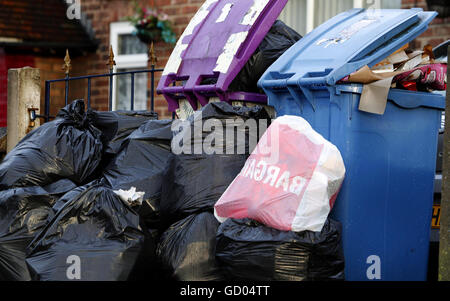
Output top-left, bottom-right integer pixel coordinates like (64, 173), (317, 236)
(214, 115), (346, 232)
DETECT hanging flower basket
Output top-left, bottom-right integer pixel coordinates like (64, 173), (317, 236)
(125, 1), (177, 45)
(135, 25), (162, 44)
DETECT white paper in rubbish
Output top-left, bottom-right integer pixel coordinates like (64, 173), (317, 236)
(114, 187), (145, 206)
(398, 52), (424, 72)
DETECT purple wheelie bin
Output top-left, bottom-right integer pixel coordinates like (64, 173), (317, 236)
(156, 0), (288, 114)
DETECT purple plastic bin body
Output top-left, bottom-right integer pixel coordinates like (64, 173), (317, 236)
(157, 0), (288, 112)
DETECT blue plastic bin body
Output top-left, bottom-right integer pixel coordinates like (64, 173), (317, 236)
(259, 8), (445, 281)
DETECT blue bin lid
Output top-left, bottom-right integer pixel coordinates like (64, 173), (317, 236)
(258, 8), (437, 91)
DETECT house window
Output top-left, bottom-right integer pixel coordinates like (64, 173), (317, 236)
(279, 0), (401, 36)
(110, 22), (148, 111)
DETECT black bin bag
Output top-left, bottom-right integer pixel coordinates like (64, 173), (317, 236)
(160, 102), (271, 228)
(102, 119), (173, 229)
(196, 20), (302, 93)
(229, 20), (302, 93)
(0, 179), (77, 281)
(25, 184), (155, 281)
(93, 110), (158, 156)
(215, 218), (345, 281)
(82, 110), (158, 182)
(0, 100), (103, 190)
(156, 212), (223, 281)
(160, 154), (247, 226)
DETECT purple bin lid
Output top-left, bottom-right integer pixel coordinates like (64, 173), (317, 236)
(156, 0), (288, 112)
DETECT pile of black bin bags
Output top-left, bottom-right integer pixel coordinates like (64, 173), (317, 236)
(0, 100), (164, 281)
(156, 103), (270, 281)
(0, 99), (345, 281)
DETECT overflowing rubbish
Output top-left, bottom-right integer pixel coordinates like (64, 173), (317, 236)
(160, 102), (271, 228)
(259, 8), (444, 281)
(0, 100), (103, 189)
(102, 119), (173, 229)
(156, 102), (271, 280)
(393, 63), (447, 91)
(215, 218), (345, 281)
(17, 4), (450, 283)
(0, 179), (76, 281)
(156, 212), (223, 281)
(25, 184), (153, 281)
(114, 187), (145, 207)
(215, 115), (346, 232)
(340, 44), (447, 92)
(338, 44), (447, 113)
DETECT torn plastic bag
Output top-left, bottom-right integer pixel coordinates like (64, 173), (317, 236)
(25, 184), (153, 281)
(0, 100), (103, 190)
(229, 20), (302, 93)
(102, 120), (173, 229)
(156, 212), (223, 281)
(215, 218), (345, 281)
(214, 115), (346, 232)
(161, 102), (271, 228)
(0, 179), (77, 281)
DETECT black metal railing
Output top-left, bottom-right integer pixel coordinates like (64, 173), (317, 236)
(40, 47), (163, 122)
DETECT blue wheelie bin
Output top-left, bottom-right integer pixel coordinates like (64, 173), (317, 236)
(259, 8), (445, 281)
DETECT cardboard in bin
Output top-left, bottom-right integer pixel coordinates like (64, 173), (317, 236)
(258, 8), (437, 109)
(157, 0), (288, 113)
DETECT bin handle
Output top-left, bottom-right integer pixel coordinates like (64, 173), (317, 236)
(335, 84), (445, 110)
(386, 90), (445, 110)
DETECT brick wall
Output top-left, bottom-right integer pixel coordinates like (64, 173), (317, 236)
(35, 0), (450, 119)
(34, 56), (71, 118)
(62, 0), (204, 119)
(402, 0), (450, 49)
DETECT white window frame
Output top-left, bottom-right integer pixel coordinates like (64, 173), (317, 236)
(303, 0), (389, 34)
(110, 21), (148, 110)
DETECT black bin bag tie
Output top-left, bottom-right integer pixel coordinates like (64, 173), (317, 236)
(0, 100), (103, 189)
